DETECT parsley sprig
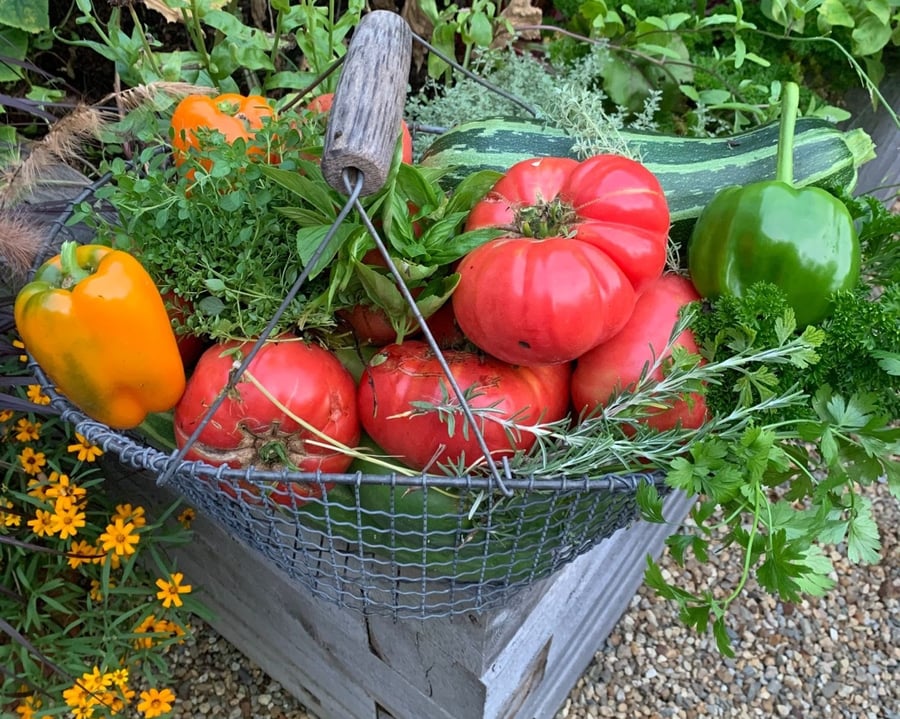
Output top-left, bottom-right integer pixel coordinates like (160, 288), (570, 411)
(637, 197), (899, 654)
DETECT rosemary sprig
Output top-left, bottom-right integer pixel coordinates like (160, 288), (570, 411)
(413, 307), (822, 479)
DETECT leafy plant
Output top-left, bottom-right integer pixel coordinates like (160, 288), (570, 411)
(0, 0), (64, 106)
(66, 0), (362, 94)
(635, 201), (900, 654)
(760, 0), (900, 85)
(418, 0), (509, 84)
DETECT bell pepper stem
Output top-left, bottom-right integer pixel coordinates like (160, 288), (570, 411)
(775, 81), (800, 186)
(58, 241), (91, 288)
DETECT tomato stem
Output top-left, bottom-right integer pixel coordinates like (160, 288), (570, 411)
(515, 199), (577, 239)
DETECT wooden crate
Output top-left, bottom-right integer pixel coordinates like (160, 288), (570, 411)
(110, 463), (693, 719)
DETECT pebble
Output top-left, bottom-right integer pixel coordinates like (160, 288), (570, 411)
(159, 482), (897, 719)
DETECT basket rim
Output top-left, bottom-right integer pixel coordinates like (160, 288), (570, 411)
(34, 361), (666, 494)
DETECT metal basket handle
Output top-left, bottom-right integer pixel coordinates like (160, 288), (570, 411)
(321, 10), (412, 196)
(319, 11), (515, 495)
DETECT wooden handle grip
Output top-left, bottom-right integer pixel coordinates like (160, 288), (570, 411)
(321, 11), (412, 196)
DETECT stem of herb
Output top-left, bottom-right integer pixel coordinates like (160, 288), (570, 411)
(184, 0), (212, 79)
(128, 5), (164, 79)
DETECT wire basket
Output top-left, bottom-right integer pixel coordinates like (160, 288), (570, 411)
(26, 11), (672, 619)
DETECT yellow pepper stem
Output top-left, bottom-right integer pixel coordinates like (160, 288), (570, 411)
(58, 241), (91, 288)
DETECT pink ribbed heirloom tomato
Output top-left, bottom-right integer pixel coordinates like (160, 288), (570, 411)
(357, 340), (572, 472)
(454, 155), (670, 366)
(571, 274), (707, 432)
(174, 335), (360, 504)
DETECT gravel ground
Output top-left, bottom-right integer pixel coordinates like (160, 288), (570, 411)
(162, 480), (899, 719)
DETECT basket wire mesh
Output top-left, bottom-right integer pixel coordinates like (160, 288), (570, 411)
(26, 14), (671, 619)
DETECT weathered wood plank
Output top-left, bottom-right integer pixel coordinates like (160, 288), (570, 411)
(844, 74), (900, 202)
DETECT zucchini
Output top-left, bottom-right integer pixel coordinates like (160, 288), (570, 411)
(420, 117), (876, 243)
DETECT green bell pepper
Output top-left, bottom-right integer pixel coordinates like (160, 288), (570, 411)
(687, 82), (860, 327)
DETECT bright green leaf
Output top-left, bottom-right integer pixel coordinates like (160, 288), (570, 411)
(817, 0), (855, 29)
(851, 15), (893, 55)
(0, 0), (48, 32)
(847, 496), (881, 564)
(466, 12), (494, 47)
(636, 481), (665, 523)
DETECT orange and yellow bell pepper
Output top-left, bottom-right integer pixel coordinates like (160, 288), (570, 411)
(14, 242), (186, 429)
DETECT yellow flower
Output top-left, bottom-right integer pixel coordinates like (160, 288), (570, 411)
(176, 507), (196, 528)
(14, 418), (41, 442)
(154, 618), (187, 644)
(155, 572), (192, 608)
(18, 447), (46, 476)
(27, 508), (54, 537)
(71, 705), (95, 719)
(104, 687), (133, 715)
(89, 578), (115, 603)
(26, 384), (50, 406)
(0, 498), (21, 527)
(45, 472), (87, 507)
(0, 408), (13, 423)
(26, 476), (49, 501)
(113, 503), (147, 529)
(137, 687), (176, 718)
(14, 693), (41, 719)
(99, 518), (140, 556)
(108, 667), (129, 689)
(68, 539), (97, 568)
(13, 338), (27, 363)
(49, 500), (86, 540)
(92, 540), (122, 570)
(62, 682), (89, 710)
(133, 614), (158, 649)
(80, 665), (112, 694)
(68, 432), (103, 462)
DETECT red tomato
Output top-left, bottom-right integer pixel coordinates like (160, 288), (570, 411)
(306, 92), (413, 164)
(337, 303), (400, 346)
(455, 155), (670, 365)
(423, 301), (467, 349)
(338, 250), (427, 346)
(357, 340), (572, 472)
(161, 290), (208, 370)
(571, 274), (707, 432)
(174, 335), (360, 503)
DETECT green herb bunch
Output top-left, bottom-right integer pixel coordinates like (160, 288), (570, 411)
(81, 105), (500, 345)
(0, 333), (204, 717)
(87, 113), (341, 341)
